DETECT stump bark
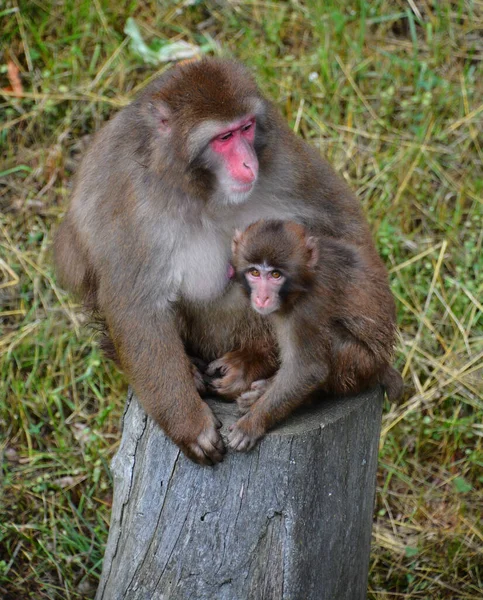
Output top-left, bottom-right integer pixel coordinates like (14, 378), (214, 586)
(96, 387), (383, 600)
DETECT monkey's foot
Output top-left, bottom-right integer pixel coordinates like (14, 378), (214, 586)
(205, 354), (250, 399)
(227, 414), (265, 453)
(206, 349), (275, 399)
(237, 379), (271, 414)
(179, 405), (225, 466)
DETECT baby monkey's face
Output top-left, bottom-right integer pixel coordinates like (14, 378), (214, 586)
(243, 264), (286, 315)
(231, 219), (319, 316)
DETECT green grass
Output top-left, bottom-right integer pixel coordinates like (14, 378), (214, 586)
(1, 1), (482, 598)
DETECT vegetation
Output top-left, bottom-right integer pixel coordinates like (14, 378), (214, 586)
(1, 1), (481, 598)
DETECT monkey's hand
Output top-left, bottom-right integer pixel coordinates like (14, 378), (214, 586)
(206, 349), (276, 399)
(237, 379), (272, 414)
(228, 412), (266, 453)
(189, 359), (207, 395)
(176, 402), (225, 466)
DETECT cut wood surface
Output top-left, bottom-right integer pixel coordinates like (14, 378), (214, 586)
(96, 387), (383, 600)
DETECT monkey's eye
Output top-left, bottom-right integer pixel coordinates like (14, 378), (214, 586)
(242, 121), (253, 131)
(271, 270), (282, 279)
(248, 268), (260, 277)
(219, 131), (233, 141)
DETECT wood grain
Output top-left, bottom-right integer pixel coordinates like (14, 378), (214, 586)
(96, 387), (383, 600)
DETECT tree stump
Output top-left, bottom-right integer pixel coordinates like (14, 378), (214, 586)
(96, 387), (383, 600)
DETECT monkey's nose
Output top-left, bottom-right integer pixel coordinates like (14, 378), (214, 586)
(255, 296), (270, 308)
(241, 161), (256, 182)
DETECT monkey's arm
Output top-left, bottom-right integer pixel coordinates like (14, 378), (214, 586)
(102, 299), (225, 465)
(228, 359), (327, 452)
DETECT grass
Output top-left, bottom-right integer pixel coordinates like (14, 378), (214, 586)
(1, 0), (482, 597)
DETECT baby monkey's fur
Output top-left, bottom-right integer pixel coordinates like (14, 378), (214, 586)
(228, 219), (402, 452)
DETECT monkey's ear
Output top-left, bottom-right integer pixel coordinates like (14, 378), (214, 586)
(147, 100), (172, 136)
(305, 236), (319, 268)
(231, 229), (243, 255)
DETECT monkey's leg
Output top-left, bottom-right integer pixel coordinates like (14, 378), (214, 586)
(228, 364), (327, 452)
(206, 346), (279, 399)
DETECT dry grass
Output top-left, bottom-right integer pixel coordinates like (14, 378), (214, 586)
(1, 1), (482, 598)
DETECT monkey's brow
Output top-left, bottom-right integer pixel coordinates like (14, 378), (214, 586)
(247, 263), (272, 272)
(186, 120), (224, 160)
(187, 115), (254, 155)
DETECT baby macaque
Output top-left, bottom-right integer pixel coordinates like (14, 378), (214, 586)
(228, 219), (403, 451)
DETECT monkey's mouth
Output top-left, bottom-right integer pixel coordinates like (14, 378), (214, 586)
(231, 182), (254, 194)
(253, 305), (276, 316)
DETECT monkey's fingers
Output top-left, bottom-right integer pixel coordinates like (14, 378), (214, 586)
(227, 416), (263, 452)
(209, 363), (253, 399)
(179, 404), (226, 465)
(184, 444), (215, 466)
(209, 373), (248, 400)
(200, 436), (226, 463)
(200, 424), (226, 460)
(227, 428), (257, 452)
(250, 379), (270, 391)
(184, 427), (226, 466)
(206, 358), (229, 378)
(191, 363), (207, 395)
(236, 390), (260, 414)
(236, 379), (272, 413)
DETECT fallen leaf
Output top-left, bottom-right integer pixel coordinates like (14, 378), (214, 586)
(7, 60), (23, 97)
(124, 18), (203, 64)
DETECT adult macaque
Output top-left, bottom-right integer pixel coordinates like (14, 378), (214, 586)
(228, 220), (403, 451)
(55, 58), (397, 465)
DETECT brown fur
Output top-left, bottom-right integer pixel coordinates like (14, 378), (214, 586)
(206, 344), (280, 400)
(54, 59), (394, 464)
(228, 219), (403, 452)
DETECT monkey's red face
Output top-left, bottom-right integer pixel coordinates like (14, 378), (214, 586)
(245, 265), (286, 316)
(208, 117), (259, 203)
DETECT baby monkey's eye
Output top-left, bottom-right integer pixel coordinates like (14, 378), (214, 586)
(248, 268), (260, 277)
(271, 270), (282, 279)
